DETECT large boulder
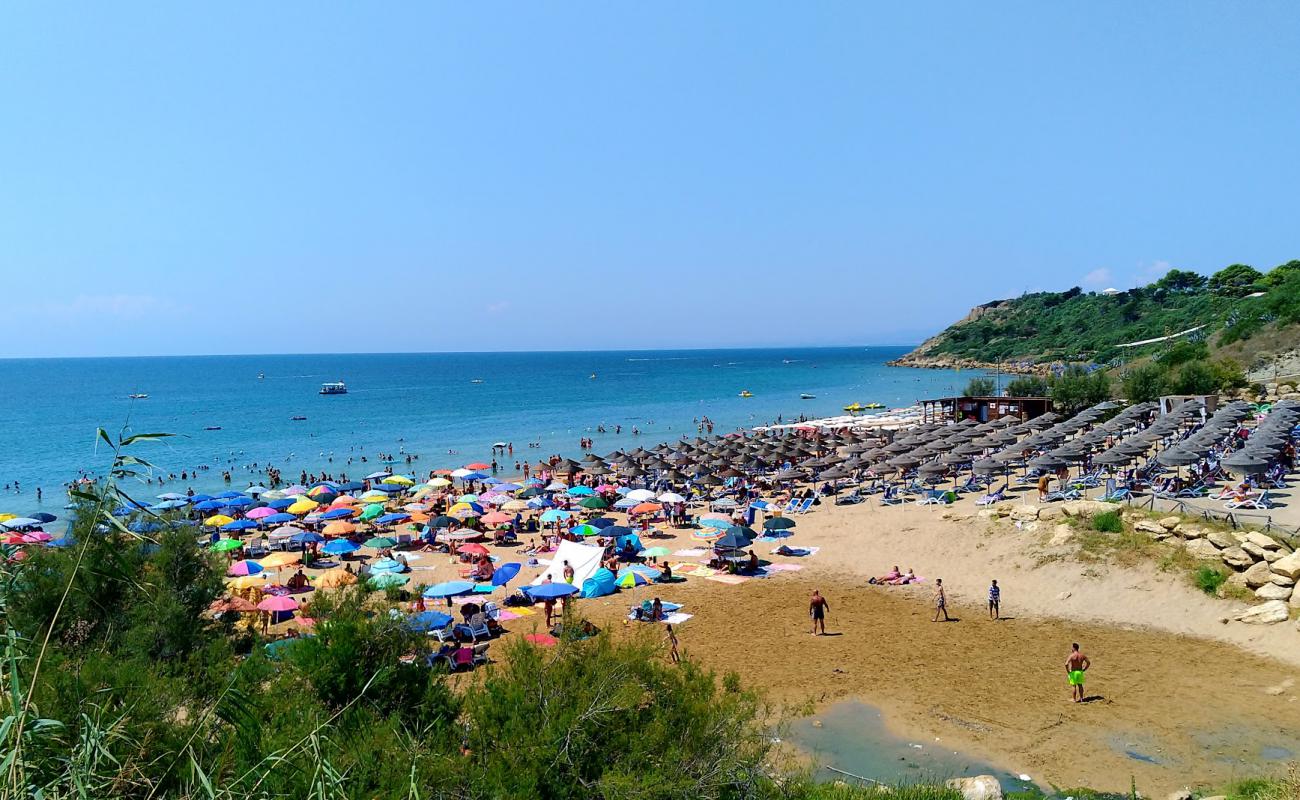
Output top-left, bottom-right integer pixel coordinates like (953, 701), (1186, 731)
(946, 776), (1003, 800)
(1049, 524), (1074, 547)
(1009, 505), (1040, 522)
(1242, 542), (1272, 561)
(1159, 516), (1181, 531)
(1185, 539), (1223, 561)
(1134, 519), (1168, 537)
(1061, 500), (1118, 518)
(1236, 600), (1291, 625)
(1222, 547), (1255, 569)
(1272, 573), (1296, 587)
(1037, 505), (1062, 522)
(1246, 532), (1282, 551)
(1175, 524), (1206, 540)
(1243, 561), (1275, 589)
(1256, 583), (1294, 601)
(1207, 530), (1238, 549)
(1271, 551), (1300, 581)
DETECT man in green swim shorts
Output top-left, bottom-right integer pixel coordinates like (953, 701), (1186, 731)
(1066, 642), (1090, 703)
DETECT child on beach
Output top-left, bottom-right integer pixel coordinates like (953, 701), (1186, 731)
(988, 579), (1000, 620)
(932, 579), (951, 622)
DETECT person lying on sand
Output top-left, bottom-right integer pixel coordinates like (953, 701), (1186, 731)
(869, 566), (902, 585)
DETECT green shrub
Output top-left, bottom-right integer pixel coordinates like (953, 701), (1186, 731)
(964, 377), (996, 396)
(1194, 565), (1229, 595)
(1092, 511), (1124, 533)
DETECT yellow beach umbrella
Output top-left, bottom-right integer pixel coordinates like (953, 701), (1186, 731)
(227, 575), (267, 589)
(315, 568), (358, 589)
(287, 498), (318, 515)
(359, 490), (388, 502)
(502, 499), (528, 512)
(427, 477), (452, 488)
(382, 474), (414, 486)
(204, 514), (235, 528)
(259, 551), (302, 569)
(0, 513), (16, 523)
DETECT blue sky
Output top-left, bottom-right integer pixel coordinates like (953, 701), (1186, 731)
(2, 2), (1298, 358)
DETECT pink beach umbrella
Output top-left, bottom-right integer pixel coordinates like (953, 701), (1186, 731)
(257, 595), (299, 612)
(21, 531), (52, 543)
(245, 507), (277, 520)
(227, 559), (265, 577)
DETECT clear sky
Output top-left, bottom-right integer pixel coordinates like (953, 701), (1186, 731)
(2, 2), (1298, 358)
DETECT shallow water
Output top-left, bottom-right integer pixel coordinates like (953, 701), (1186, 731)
(786, 700), (1036, 790)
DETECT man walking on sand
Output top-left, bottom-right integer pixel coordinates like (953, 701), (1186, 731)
(933, 578), (951, 622)
(988, 579), (1000, 620)
(809, 589), (829, 635)
(1066, 642), (1090, 702)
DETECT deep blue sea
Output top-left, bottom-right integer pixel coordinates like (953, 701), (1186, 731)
(0, 347), (968, 507)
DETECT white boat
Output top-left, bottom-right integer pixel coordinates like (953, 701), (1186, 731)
(128, 392), (148, 399)
(319, 381), (348, 395)
(800, 393), (816, 399)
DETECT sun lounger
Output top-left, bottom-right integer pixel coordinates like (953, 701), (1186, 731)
(1043, 488), (1081, 503)
(915, 489), (947, 505)
(471, 642), (491, 668)
(879, 486), (904, 506)
(975, 489), (1004, 506)
(1226, 491), (1274, 510)
(793, 497), (814, 514)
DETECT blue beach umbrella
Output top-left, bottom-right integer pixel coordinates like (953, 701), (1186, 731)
(322, 539), (359, 555)
(29, 512), (58, 523)
(267, 498), (297, 510)
(524, 582), (579, 600)
(491, 562), (522, 586)
(493, 482), (522, 492)
(603, 525), (634, 538)
(370, 557), (406, 573)
(567, 486), (595, 497)
(539, 509), (572, 523)
(320, 508), (355, 520)
(374, 513), (410, 525)
(190, 494), (214, 502)
(587, 517), (616, 529)
(290, 531), (325, 545)
(216, 491), (245, 499)
(423, 580), (476, 599)
(221, 519), (259, 532)
(263, 512), (297, 525)
(151, 499), (189, 510)
(193, 500), (225, 512)
(405, 611), (454, 632)
(224, 497), (255, 508)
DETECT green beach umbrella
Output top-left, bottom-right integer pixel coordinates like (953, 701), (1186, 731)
(763, 517), (796, 530)
(360, 503), (386, 521)
(368, 573), (409, 589)
(211, 538), (244, 552)
(571, 524), (602, 537)
(579, 496), (608, 510)
(638, 547), (671, 558)
(363, 536), (396, 549)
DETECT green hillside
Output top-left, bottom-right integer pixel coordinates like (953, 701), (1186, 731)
(900, 260), (1300, 368)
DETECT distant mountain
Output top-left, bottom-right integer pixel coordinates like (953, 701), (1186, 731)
(891, 261), (1300, 372)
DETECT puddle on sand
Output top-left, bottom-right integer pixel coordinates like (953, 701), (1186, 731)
(787, 701), (1035, 790)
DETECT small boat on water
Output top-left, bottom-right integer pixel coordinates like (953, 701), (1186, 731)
(291, 415), (307, 421)
(470, 378), (484, 384)
(864, 402), (886, 409)
(204, 426), (222, 431)
(128, 393), (148, 399)
(257, 372), (265, 380)
(739, 390), (753, 398)
(843, 402), (864, 413)
(319, 381), (348, 395)
(800, 393), (816, 400)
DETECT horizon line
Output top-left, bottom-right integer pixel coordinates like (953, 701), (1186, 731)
(0, 342), (925, 362)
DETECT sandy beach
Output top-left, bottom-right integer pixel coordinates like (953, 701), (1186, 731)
(254, 480), (1300, 795)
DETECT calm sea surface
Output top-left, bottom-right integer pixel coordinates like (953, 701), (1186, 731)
(0, 347), (968, 506)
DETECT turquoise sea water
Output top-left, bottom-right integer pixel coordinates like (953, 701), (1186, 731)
(0, 347), (968, 506)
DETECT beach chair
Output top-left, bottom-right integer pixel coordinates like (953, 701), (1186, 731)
(915, 489), (946, 505)
(835, 488), (864, 505)
(793, 497), (815, 514)
(1226, 491), (1274, 510)
(1099, 485), (1130, 503)
(974, 487), (1005, 506)
(471, 642), (491, 668)
(879, 485), (905, 506)
(431, 622), (456, 642)
(1042, 488), (1081, 503)
(781, 499), (799, 514)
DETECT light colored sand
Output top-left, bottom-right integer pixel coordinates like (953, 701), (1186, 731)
(269, 483), (1300, 793)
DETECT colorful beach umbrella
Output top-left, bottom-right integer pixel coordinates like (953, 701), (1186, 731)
(423, 580), (475, 598)
(257, 595), (299, 612)
(363, 536), (396, 549)
(629, 502), (662, 515)
(381, 474), (414, 486)
(227, 559), (265, 577)
(525, 582), (579, 599)
(638, 547), (671, 558)
(203, 514), (235, 528)
(259, 551), (301, 569)
(211, 538), (244, 552)
(322, 538), (360, 555)
(322, 521), (357, 537)
(457, 542), (490, 556)
(368, 573), (409, 589)
(578, 497), (608, 510)
(245, 506), (277, 520)
(359, 504), (385, 521)
(491, 562), (522, 586)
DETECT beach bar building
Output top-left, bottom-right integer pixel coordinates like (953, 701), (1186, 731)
(919, 395), (1053, 424)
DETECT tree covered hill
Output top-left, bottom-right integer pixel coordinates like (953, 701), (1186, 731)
(893, 260), (1300, 369)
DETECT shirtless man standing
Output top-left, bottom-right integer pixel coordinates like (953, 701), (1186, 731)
(933, 578), (951, 622)
(809, 590), (829, 635)
(1066, 642), (1090, 702)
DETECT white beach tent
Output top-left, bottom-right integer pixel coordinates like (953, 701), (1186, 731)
(531, 540), (605, 587)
